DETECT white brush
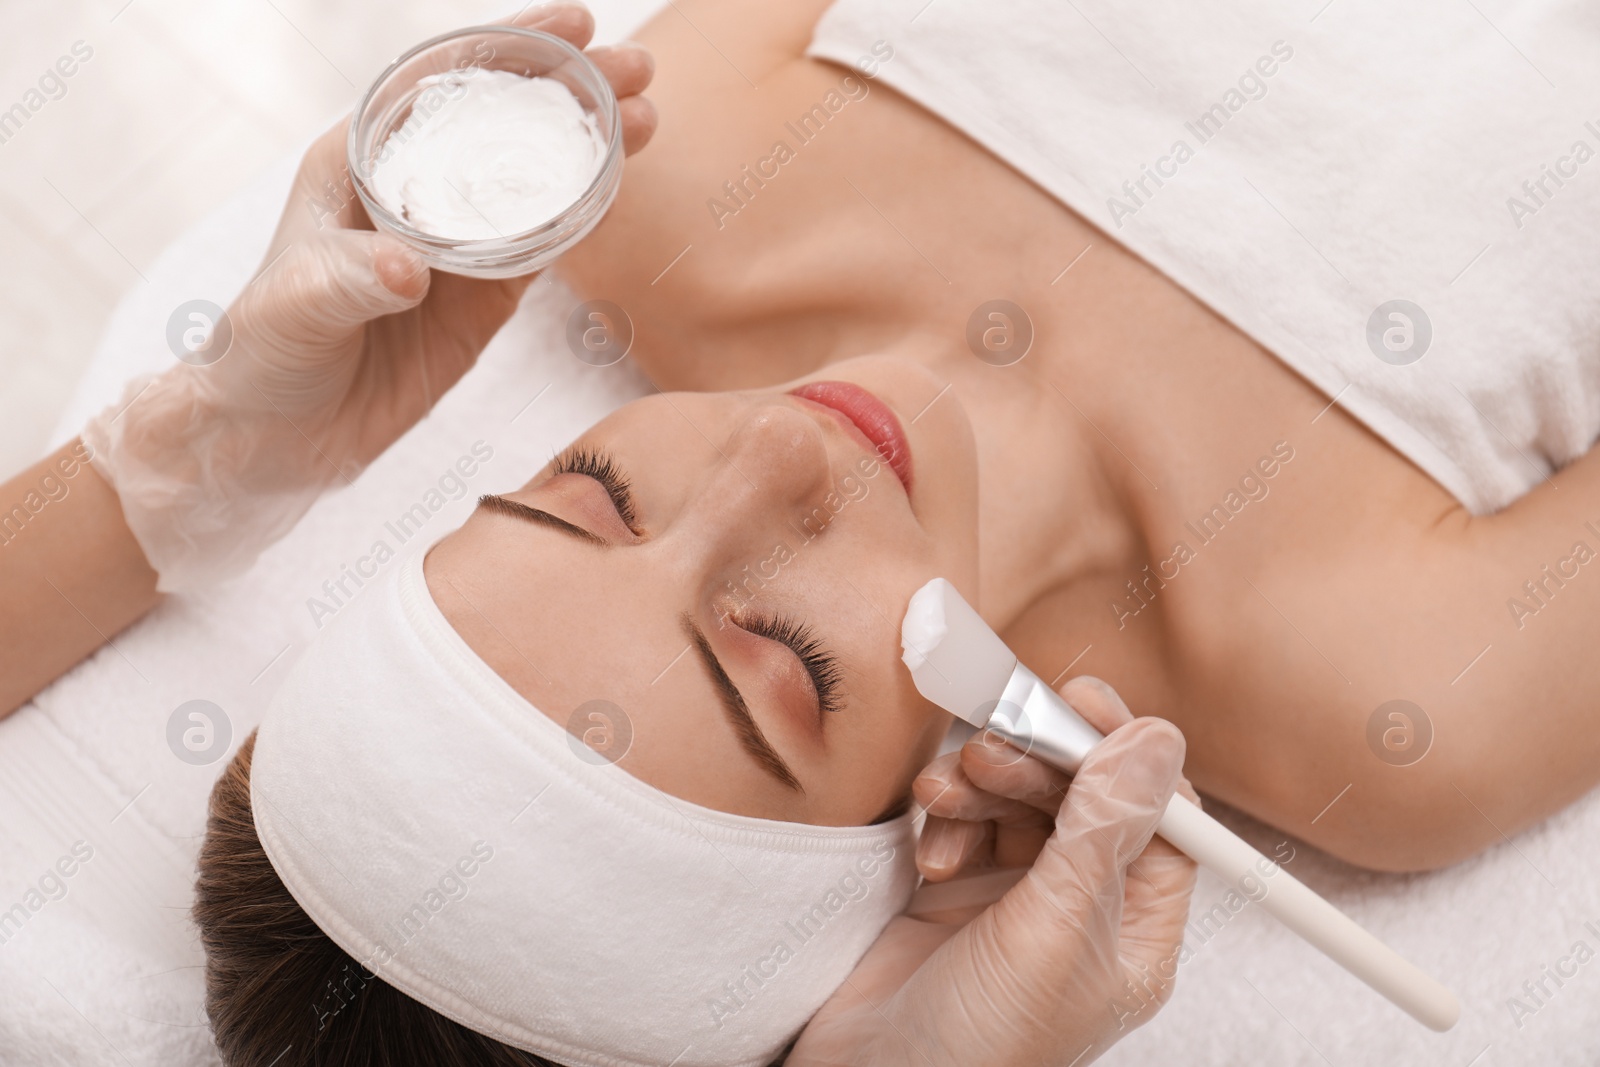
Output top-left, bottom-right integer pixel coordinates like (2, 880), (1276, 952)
(902, 578), (1460, 1032)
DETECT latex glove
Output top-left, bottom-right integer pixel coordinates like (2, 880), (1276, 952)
(82, 2), (657, 592)
(789, 677), (1199, 1067)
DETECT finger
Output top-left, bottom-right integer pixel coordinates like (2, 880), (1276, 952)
(914, 753), (1048, 825)
(1015, 719), (1185, 946)
(541, 41), (657, 155)
(911, 750), (961, 804)
(585, 41), (655, 98)
(1119, 824), (1197, 958)
(1056, 676), (1201, 807)
(916, 816), (992, 882)
(1058, 674), (1135, 735)
(618, 95), (659, 156)
(959, 731), (1074, 817)
(915, 753), (1057, 881)
(1175, 774), (1200, 807)
(236, 230), (428, 348)
(506, 1), (597, 51)
(960, 678), (1198, 825)
(1115, 808), (1198, 999)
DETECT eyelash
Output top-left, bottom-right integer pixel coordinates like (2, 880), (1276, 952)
(552, 446), (640, 531)
(741, 612), (846, 717)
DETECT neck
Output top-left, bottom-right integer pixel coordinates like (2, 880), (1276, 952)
(883, 330), (1144, 634)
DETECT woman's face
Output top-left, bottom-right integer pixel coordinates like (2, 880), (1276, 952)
(425, 355), (979, 825)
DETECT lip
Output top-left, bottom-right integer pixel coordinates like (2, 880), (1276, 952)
(787, 381), (914, 494)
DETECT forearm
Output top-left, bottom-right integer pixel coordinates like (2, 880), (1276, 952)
(0, 439), (158, 717)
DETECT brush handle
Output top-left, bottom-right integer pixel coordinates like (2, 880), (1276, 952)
(986, 665), (1459, 1030)
(1157, 794), (1459, 1031)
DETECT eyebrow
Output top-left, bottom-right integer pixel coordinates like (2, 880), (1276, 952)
(683, 615), (804, 794)
(477, 494), (606, 546)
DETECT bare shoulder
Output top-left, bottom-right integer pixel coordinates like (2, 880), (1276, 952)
(1008, 308), (1482, 867)
(558, 6), (1096, 391)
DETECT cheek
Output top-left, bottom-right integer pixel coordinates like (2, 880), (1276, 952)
(884, 529), (979, 631)
(935, 526), (980, 595)
(828, 681), (946, 816)
(840, 603), (944, 751)
(883, 479), (978, 598)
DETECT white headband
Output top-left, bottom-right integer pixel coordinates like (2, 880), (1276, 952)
(250, 547), (918, 1067)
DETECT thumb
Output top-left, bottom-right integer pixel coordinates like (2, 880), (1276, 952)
(994, 719), (1184, 978)
(1033, 719), (1184, 909)
(242, 231), (429, 347)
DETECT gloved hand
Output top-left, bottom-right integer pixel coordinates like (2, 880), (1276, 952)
(82, 2), (657, 592)
(789, 677), (1199, 1067)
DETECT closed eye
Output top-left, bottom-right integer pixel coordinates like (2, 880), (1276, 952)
(551, 446), (640, 532)
(687, 615), (804, 792)
(737, 612), (846, 719)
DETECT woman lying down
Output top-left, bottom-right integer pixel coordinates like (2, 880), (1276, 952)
(5, 0), (1600, 1063)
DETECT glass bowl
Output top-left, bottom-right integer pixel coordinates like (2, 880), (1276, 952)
(348, 26), (623, 279)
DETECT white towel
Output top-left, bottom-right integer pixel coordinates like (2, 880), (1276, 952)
(809, 0), (1600, 514)
(250, 549), (918, 1067)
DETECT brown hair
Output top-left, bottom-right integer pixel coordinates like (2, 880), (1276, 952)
(194, 731), (564, 1067)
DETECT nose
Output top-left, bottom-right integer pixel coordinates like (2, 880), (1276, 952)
(675, 400), (835, 562)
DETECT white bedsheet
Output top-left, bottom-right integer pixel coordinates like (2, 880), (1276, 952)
(6, 20), (1600, 1067)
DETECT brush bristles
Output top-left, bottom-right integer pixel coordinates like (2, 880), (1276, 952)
(900, 578), (1018, 727)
